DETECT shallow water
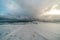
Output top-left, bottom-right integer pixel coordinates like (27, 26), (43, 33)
(0, 22), (60, 40)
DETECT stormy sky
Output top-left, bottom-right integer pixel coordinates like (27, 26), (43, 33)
(0, 0), (60, 22)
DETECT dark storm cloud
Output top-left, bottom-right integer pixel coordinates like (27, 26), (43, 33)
(0, 0), (59, 22)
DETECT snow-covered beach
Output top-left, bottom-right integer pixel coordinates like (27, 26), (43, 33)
(0, 22), (60, 40)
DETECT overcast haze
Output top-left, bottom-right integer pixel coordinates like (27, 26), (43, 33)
(0, 0), (59, 21)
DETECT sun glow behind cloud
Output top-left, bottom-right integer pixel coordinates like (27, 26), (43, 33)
(45, 9), (60, 15)
(37, 4), (60, 22)
(42, 5), (60, 15)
